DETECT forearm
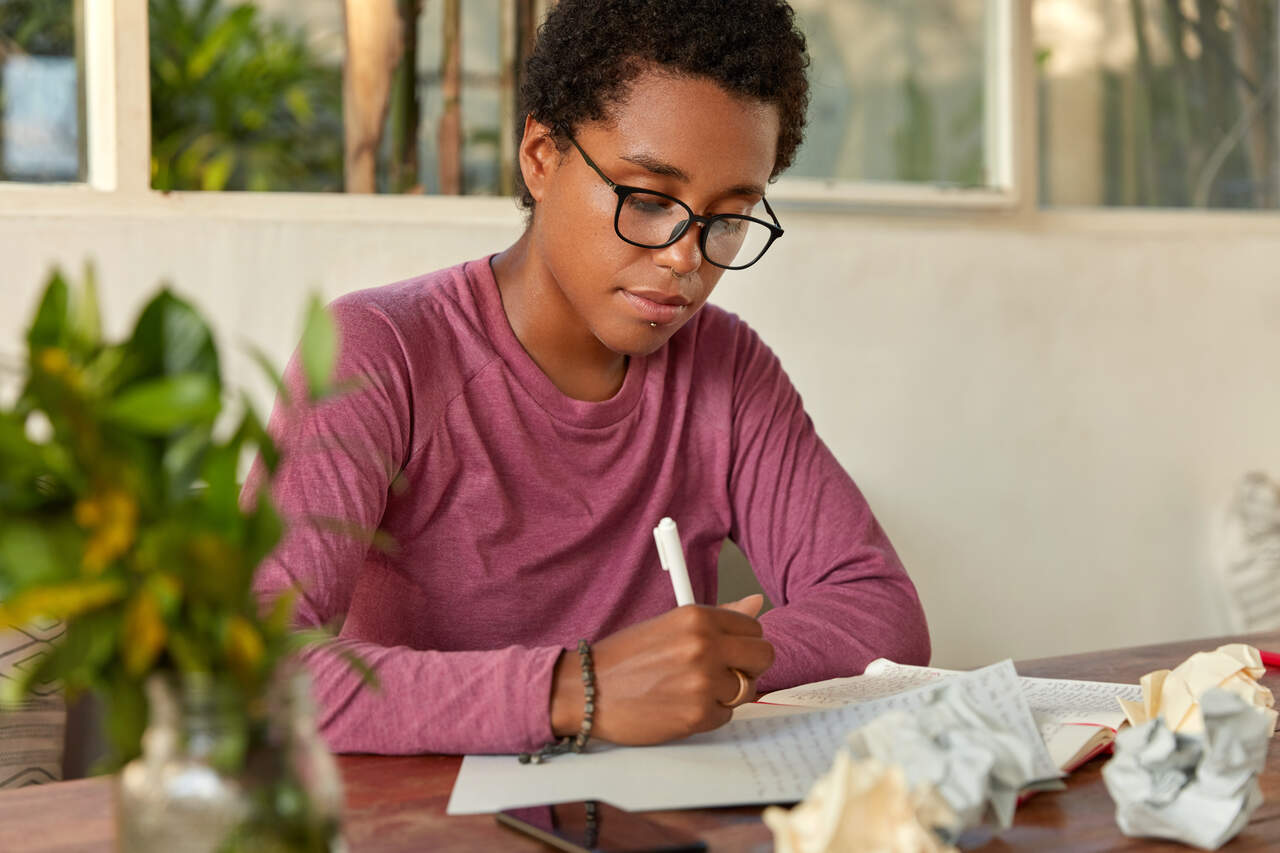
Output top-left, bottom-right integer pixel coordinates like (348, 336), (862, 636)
(301, 639), (564, 755)
(755, 576), (930, 693)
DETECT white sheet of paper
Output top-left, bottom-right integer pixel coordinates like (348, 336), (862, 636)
(761, 659), (1143, 771)
(446, 659), (1059, 815)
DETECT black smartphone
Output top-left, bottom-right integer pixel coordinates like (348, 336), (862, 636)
(495, 800), (708, 853)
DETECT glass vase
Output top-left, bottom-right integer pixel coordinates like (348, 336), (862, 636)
(115, 669), (345, 852)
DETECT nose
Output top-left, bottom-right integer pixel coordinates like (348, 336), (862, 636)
(652, 218), (703, 277)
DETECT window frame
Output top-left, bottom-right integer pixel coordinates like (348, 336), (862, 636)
(771, 0), (1021, 211)
(6, 0), (1225, 224)
(4, 0), (1025, 217)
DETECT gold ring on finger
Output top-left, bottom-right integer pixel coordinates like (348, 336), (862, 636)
(719, 668), (751, 708)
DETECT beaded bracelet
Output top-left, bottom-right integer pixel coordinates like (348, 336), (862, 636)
(518, 639), (595, 764)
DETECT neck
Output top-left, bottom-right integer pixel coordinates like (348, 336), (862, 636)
(490, 234), (628, 402)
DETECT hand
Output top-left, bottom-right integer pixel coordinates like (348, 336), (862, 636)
(550, 594), (774, 745)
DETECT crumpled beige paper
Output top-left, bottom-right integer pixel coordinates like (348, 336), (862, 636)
(1117, 644), (1277, 735)
(762, 753), (959, 853)
(1102, 688), (1272, 849)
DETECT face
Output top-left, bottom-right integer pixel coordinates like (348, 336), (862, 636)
(521, 68), (780, 357)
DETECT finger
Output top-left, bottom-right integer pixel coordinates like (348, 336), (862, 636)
(705, 605), (764, 638)
(718, 593), (764, 619)
(717, 634), (775, 679)
(695, 702), (735, 735)
(716, 667), (756, 708)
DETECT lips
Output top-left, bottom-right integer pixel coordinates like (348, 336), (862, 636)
(621, 289), (690, 325)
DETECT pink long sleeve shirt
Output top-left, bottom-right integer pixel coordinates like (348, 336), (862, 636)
(245, 256), (930, 755)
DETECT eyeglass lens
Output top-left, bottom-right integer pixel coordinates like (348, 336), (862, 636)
(617, 192), (773, 269)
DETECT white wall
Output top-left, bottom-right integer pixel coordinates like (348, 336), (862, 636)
(3, 198), (1276, 669)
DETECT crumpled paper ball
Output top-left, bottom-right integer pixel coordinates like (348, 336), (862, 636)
(762, 753), (959, 853)
(845, 683), (1041, 839)
(1102, 688), (1273, 850)
(762, 682), (1048, 853)
(1117, 644), (1277, 735)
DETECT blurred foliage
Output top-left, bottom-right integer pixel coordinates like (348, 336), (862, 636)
(0, 267), (350, 768)
(0, 0), (75, 56)
(1042, 0), (1280, 208)
(149, 0), (343, 191)
(0, 0), (79, 183)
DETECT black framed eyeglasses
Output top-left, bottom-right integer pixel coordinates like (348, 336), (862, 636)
(567, 137), (784, 271)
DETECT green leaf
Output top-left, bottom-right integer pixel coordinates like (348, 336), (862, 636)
(26, 271), (69, 350)
(106, 373), (221, 434)
(244, 344), (289, 408)
(183, 531), (249, 605)
(302, 514), (397, 555)
(263, 587), (297, 636)
(198, 438), (242, 529)
(80, 344), (127, 394)
(67, 264), (102, 355)
(103, 675), (147, 768)
(186, 4), (256, 80)
(122, 289), (220, 385)
(161, 424), (212, 499)
(243, 499), (283, 574)
(0, 417), (75, 514)
(0, 520), (83, 595)
(232, 396), (278, 474)
(284, 85), (312, 122)
(286, 630), (379, 690)
(299, 295), (337, 400)
(144, 573), (183, 619)
(166, 628), (210, 672)
(0, 578), (126, 626)
(121, 588), (167, 677)
(200, 150), (235, 191)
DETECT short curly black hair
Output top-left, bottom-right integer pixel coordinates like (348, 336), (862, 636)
(515, 0), (809, 211)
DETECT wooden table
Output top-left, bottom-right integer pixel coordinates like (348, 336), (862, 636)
(4, 632), (1280, 852)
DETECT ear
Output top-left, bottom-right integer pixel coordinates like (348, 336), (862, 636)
(518, 115), (563, 204)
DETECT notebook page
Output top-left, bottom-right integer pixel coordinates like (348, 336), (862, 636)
(760, 659), (1143, 771)
(447, 659), (1058, 814)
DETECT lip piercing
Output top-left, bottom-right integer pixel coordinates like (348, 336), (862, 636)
(649, 322), (658, 328)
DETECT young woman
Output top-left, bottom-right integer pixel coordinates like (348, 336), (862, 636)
(247, 0), (930, 756)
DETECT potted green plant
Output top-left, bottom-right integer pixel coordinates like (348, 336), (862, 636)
(0, 267), (362, 851)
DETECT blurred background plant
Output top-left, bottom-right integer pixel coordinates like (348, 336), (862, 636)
(0, 266), (363, 847)
(0, 0), (74, 56)
(149, 0), (343, 191)
(0, 265), (346, 765)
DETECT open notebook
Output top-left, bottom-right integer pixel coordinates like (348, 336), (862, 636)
(758, 658), (1144, 773)
(451, 659), (1065, 814)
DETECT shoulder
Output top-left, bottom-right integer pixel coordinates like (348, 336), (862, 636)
(323, 259), (500, 421)
(330, 262), (474, 343)
(679, 302), (782, 383)
(329, 258), (496, 369)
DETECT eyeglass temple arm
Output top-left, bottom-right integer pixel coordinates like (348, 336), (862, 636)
(567, 136), (618, 189)
(762, 196), (783, 232)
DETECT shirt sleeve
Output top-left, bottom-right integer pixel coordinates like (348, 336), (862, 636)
(243, 298), (563, 755)
(723, 319), (931, 692)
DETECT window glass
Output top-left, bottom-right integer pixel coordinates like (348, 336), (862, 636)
(788, 0), (991, 188)
(149, 0), (538, 194)
(150, 0), (993, 194)
(0, 0), (83, 183)
(1038, 0), (1279, 208)
(149, 0), (344, 191)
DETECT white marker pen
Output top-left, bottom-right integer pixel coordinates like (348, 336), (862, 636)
(653, 516), (696, 607)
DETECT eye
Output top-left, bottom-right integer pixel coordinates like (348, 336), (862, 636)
(625, 193), (677, 215)
(714, 218), (746, 235)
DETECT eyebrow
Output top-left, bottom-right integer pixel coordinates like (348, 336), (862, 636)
(617, 151), (766, 199)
